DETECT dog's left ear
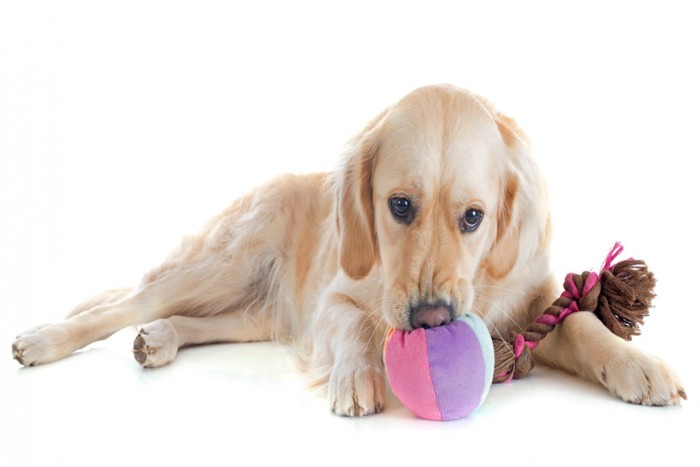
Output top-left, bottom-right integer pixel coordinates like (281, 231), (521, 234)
(335, 111), (387, 280)
(482, 100), (549, 280)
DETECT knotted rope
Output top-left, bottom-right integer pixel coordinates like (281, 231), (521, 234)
(492, 242), (656, 384)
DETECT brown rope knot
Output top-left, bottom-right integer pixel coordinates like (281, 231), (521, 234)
(598, 259), (655, 340)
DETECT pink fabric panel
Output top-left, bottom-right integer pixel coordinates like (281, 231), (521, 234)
(384, 329), (441, 420)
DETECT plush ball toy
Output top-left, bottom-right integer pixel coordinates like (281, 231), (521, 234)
(383, 313), (494, 421)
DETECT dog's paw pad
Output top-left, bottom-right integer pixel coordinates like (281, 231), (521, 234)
(133, 319), (179, 368)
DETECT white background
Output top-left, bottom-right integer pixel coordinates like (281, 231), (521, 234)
(1, 1), (698, 466)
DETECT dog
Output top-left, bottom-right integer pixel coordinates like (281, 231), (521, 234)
(12, 84), (685, 415)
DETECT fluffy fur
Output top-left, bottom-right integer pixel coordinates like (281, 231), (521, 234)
(12, 84), (684, 415)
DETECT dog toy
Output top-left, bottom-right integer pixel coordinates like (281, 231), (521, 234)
(384, 242), (676, 421)
(492, 242), (658, 382)
(383, 313), (494, 421)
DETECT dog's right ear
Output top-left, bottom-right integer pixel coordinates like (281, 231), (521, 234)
(335, 111), (387, 280)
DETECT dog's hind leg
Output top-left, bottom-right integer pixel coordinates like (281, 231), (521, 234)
(12, 173), (323, 367)
(65, 287), (133, 319)
(12, 283), (174, 366)
(13, 291), (157, 366)
(132, 310), (273, 368)
(12, 287), (137, 363)
(11, 252), (257, 366)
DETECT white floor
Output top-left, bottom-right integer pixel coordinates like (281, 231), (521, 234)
(2, 318), (697, 467)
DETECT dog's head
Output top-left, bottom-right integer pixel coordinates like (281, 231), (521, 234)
(335, 84), (550, 330)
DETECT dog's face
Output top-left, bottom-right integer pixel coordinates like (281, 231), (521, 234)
(336, 85), (545, 330)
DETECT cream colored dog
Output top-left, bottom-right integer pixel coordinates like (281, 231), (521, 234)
(12, 84), (685, 415)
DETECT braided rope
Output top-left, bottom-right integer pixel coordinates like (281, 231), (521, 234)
(492, 242), (654, 384)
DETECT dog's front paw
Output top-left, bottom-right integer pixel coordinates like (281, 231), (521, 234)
(599, 347), (686, 406)
(328, 358), (385, 417)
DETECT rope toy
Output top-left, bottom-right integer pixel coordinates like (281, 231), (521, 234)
(492, 242), (655, 383)
(384, 242), (664, 420)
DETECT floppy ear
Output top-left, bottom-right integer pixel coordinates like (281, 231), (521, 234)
(484, 104), (547, 280)
(335, 113), (386, 279)
(485, 171), (520, 279)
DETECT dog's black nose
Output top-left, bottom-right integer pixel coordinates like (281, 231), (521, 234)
(410, 302), (453, 329)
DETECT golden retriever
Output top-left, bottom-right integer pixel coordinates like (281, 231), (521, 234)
(12, 84), (684, 415)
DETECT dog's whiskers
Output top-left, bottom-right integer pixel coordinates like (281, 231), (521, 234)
(472, 304), (518, 359)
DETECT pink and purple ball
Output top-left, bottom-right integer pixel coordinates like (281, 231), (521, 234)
(383, 313), (494, 421)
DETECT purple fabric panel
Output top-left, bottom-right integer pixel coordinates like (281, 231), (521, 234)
(425, 320), (485, 420)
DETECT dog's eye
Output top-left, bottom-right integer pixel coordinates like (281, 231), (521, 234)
(460, 208), (483, 233)
(389, 197), (413, 223)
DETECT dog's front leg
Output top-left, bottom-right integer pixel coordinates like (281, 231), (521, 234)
(312, 291), (387, 417)
(534, 311), (686, 405)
